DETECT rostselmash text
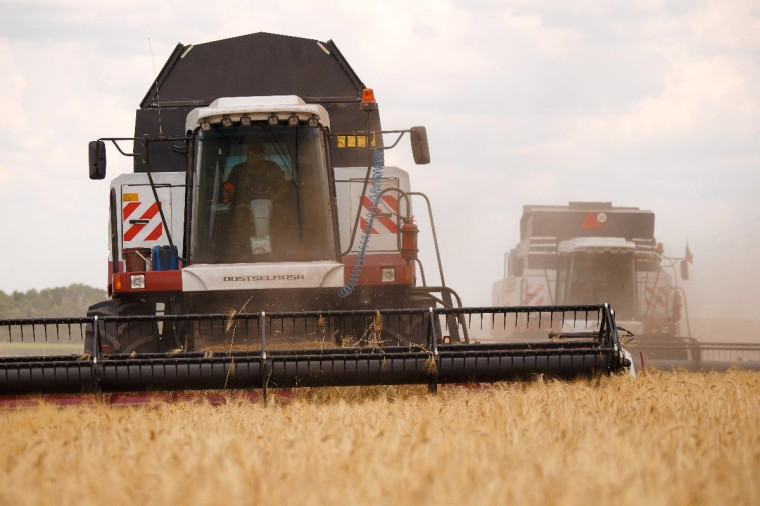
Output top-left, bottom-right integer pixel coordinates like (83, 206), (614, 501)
(223, 275), (306, 282)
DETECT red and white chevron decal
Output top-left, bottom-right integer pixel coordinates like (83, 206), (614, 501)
(645, 285), (668, 308)
(525, 283), (546, 305)
(122, 201), (164, 243)
(359, 195), (399, 235)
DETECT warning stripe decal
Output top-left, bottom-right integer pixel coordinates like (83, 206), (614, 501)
(122, 202), (140, 221)
(361, 196), (399, 234)
(645, 286), (668, 308)
(123, 223), (146, 242)
(144, 223), (163, 241)
(376, 216), (398, 233)
(123, 203), (162, 242)
(359, 217), (378, 234)
(141, 203), (160, 220)
(525, 284), (545, 305)
(381, 195), (398, 211)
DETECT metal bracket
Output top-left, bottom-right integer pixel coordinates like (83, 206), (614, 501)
(260, 312), (269, 403)
(427, 307), (439, 394)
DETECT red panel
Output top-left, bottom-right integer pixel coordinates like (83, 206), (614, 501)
(341, 253), (414, 287)
(112, 270), (182, 294)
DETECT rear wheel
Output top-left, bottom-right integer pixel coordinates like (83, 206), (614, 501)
(85, 300), (158, 355)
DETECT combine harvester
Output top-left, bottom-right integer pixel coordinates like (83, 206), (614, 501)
(0, 34), (631, 400)
(493, 202), (760, 371)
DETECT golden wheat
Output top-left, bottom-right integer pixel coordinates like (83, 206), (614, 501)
(0, 370), (758, 505)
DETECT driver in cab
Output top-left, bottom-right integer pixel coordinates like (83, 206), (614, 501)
(223, 144), (288, 206)
(223, 144), (289, 258)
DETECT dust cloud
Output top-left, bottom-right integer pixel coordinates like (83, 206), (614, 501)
(683, 238), (760, 342)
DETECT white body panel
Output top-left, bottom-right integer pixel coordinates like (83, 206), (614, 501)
(334, 166), (411, 254)
(182, 261), (344, 291)
(111, 172), (186, 265)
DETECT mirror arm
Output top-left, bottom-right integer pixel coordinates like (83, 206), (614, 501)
(98, 135), (191, 158)
(380, 131), (407, 150)
(108, 139), (139, 157)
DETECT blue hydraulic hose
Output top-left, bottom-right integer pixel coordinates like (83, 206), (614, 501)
(338, 148), (384, 297)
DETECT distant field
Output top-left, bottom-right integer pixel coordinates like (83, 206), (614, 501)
(1, 370), (757, 505)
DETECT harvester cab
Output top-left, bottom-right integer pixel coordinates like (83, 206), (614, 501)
(83, 33), (454, 354)
(0, 34), (634, 398)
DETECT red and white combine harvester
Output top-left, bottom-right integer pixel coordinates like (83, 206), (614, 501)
(493, 202), (760, 370)
(0, 34), (631, 398)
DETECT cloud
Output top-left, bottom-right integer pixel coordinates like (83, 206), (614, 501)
(0, 42), (29, 194)
(575, 56), (748, 147)
(0, 42), (28, 133)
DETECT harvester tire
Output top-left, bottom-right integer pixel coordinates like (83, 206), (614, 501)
(378, 292), (440, 348)
(85, 300), (158, 355)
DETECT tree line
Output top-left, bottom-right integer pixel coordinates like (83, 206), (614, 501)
(0, 284), (106, 318)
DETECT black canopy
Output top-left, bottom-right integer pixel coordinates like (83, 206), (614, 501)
(134, 32), (382, 172)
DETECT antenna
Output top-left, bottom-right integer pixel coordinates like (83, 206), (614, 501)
(148, 37), (163, 136)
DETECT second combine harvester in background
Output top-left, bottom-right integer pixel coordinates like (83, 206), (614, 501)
(493, 202), (760, 370)
(0, 33), (631, 397)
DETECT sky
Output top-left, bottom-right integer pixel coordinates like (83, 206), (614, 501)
(0, 0), (758, 320)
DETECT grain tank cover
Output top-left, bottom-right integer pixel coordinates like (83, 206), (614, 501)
(519, 202), (655, 242)
(135, 32), (381, 172)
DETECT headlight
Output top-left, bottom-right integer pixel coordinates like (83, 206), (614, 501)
(130, 274), (146, 290)
(381, 267), (396, 283)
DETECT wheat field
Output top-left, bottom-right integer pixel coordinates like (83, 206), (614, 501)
(0, 370), (758, 506)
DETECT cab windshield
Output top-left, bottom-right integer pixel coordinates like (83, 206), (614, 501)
(191, 123), (335, 264)
(562, 252), (637, 320)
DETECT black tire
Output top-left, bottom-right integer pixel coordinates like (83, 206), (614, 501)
(373, 292), (439, 348)
(408, 292), (443, 346)
(85, 300), (158, 355)
(161, 318), (191, 352)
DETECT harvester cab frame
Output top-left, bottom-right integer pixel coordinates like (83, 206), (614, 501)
(86, 101), (431, 291)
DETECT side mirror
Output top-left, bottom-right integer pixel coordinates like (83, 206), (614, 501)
(680, 259), (689, 280)
(409, 126), (430, 165)
(89, 140), (107, 180)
